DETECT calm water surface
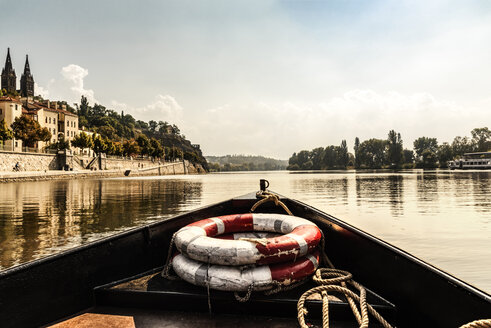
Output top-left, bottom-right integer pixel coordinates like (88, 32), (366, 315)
(0, 170), (489, 293)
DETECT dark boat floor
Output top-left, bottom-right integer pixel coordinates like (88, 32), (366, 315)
(76, 268), (397, 327)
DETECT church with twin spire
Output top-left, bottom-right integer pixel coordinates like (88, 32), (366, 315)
(0, 48), (80, 152)
(1, 47), (35, 98)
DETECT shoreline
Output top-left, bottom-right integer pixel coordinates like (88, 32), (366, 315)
(0, 167), (204, 183)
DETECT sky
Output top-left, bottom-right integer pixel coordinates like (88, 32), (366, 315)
(1, 0), (490, 159)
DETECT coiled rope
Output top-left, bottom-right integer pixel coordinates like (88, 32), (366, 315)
(297, 268), (393, 328)
(460, 319), (491, 328)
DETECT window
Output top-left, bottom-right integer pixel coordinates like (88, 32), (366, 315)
(46, 117), (48, 123)
(15, 141), (18, 147)
(54, 118), (56, 124)
(67, 121), (69, 126)
(49, 117), (51, 124)
(0, 109), (2, 114)
(15, 104), (18, 110)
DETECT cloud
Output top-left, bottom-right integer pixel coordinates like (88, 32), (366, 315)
(185, 90), (489, 158)
(34, 83), (49, 98)
(111, 94), (183, 123)
(59, 64), (97, 104)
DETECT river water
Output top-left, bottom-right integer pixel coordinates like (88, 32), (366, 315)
(0, 170), (489, 293)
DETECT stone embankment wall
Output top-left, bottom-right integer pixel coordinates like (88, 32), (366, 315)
(104, 157), (157, 171)
(0, 151), (58, 172)
(0, 151), (205, 182)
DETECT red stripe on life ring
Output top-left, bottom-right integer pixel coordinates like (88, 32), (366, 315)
(188, 219), (218, 236)
(220, 213), (254, 234)
(270, 251), (319, 283)
(187, 213), (254, 236)
(255, 225), (322, 265)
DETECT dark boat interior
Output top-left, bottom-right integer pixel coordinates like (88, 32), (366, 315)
(0, 190), (489, 328)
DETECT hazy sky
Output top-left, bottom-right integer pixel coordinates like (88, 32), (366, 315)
(1, 0), (490, 158)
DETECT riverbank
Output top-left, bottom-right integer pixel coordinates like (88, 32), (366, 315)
(0, 161), (205, 183)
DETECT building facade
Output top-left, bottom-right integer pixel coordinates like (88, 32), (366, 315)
(0, 97), (23, 151)
(1, 49), (80, 152)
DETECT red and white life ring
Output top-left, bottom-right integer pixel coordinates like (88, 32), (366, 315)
(172, 251), (320, 291)
(174, 213), (322, 265)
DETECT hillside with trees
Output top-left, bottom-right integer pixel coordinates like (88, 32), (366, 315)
(68, 96), (208, 169)
(288, 127), (490, 170)
(206, 155), (287, 172)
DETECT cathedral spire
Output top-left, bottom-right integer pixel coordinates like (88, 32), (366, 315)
(4, 48), (13, 72)
(20, 53), (34, 98)
(24, 55), (31, 75)
(2, 48), (17, 94)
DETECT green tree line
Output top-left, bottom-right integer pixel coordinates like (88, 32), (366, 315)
(206, 155), (287, 172)
(287, 127), (490, 170)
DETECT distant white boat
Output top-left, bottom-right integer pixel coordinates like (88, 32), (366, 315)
(448, 151), (491, 170)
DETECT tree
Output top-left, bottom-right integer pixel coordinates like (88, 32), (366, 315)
(97, 125), (118, 140)
(310, 147), (324, 170)
(288, 152), (298, 170)
(357, 139), (387, 168)
(11, 114), (52, 147)
(420, 149), (438, 168)
(0, 119), (13, 144)
(470, 127), (490, 152)
(148, 120), (158, 133)
(413, 137), (438, 158)
(113, 142), (124, 156)
(150, 138), (164, 158)
(136, 134), (153, 156)
(123, 139), (140, 157)
(354, 137), (361, 168)
(323, 146), (337, 168)
(451, 136), (474, 157)
(338, 140), (349, 168)
(78, 95), (90, 117)
(403, 149), (414, 164)
(49, 135), (70, 150)
(91, 134), (107, 154)
(71, 132), (94, 150)
(437, 142), (453, 167)
(387, 130), (403, 167)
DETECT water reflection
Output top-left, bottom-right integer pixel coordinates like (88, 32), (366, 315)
(0, 179), (202, 269)
(355, 175), (404, 217)
(416, 172), (439, 214)
(292, 175), (349, 208)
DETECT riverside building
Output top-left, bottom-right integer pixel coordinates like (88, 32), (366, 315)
(1, 48), (80, 152)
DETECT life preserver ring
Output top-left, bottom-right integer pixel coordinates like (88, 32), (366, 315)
(174, 213), (322, 265)
(172, 251), (320, 291)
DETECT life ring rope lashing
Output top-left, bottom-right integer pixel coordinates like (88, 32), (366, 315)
(174, 213), (322, 266)
(172, 251), (320, 292)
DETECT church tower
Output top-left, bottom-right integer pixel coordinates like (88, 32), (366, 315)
(20, 55), (35, 97)
(1, 48), (17, 94)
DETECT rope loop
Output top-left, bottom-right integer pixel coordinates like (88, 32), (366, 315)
(297, 268), (393, 328)
(161, 232), (180, 280)
(251, 191), (293, 216)
(234, 282), (255, 302)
